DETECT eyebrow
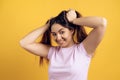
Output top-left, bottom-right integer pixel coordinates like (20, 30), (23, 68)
(51, 28), (64, 33)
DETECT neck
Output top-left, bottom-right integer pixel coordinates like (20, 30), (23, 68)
(63, 39), (75, 48)
(69, 40), (75, 46)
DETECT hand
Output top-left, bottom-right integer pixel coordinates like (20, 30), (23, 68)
(66, 9), (77, 22)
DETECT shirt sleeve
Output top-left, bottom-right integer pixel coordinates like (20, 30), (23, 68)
(47, 46), (55, 60)
(77, 43), (93, 58)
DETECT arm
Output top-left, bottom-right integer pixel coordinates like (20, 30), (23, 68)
(67, 10), (107, 55)
(19, 22), (50, 57)
(73, 17), (107, 55)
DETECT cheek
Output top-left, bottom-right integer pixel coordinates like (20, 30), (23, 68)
(62, 33), (73, 41)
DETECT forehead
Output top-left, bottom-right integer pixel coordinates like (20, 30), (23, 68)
(51, 23), (66, 32)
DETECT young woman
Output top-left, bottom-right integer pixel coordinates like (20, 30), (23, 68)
(19, 9), (107, 80)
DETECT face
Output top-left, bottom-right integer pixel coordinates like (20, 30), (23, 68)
(51, 23), (74, 48)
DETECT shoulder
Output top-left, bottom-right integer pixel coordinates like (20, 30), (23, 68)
(47, 46), (60, 59)
(75, 43), (93, 58)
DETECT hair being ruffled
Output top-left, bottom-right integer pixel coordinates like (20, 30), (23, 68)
(39, 10), (88, 65)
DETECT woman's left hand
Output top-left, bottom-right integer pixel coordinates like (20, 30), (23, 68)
(66, 9), (77, 22)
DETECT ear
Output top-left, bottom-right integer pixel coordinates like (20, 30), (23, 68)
(70, 29), (75, 34)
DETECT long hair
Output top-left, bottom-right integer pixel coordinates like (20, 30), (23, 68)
(39, 10), (88, 65)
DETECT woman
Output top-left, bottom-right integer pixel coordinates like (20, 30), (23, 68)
(19, 9), (107, 80)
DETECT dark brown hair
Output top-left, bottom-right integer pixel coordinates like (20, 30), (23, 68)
(39, 10), (88, 65)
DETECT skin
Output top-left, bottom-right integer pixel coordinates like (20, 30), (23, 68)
(69, 10), (107, 56)
(20, 9), (107, 58)
(51, 23), (75, 48)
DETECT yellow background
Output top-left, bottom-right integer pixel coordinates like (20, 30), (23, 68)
(0, 0), (120, 80)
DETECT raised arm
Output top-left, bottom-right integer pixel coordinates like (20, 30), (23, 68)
(67, 10), (107, 55)
(19, 22), (50, 57)
(73, 17), (107, 55)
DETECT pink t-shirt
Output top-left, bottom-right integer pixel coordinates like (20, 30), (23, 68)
(47, 43), (92, 80)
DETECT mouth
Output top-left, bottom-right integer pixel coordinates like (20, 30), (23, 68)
(56, 40), (65, 45)
(56, 38), (66, 45)
(57, 41), (64, 44)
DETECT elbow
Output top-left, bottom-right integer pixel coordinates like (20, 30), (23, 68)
(19, 40), (24, 47)
(19, 40), (34, 48)
(19, 40), (26, 48)
(101, 17), (107, 28)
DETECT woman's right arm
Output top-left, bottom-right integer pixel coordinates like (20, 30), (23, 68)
(19, 23), (50, 57)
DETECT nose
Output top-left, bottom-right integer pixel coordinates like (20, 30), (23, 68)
(56, 34), (62, 41)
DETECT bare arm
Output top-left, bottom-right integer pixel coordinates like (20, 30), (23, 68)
(73, 17), (107, 55)
(67, 10), (107, 55)
(19, 23), (50, 57)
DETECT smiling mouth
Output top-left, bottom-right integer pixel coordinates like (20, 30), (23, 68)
(56, 38), (66, 45)
(58, 41), (64, 44)
(56, 40), (65, 45)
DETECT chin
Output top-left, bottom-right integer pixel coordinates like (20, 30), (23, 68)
(59, 43), (68, 48)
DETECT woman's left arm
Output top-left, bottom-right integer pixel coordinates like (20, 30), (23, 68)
(73, 16), (107, 55)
